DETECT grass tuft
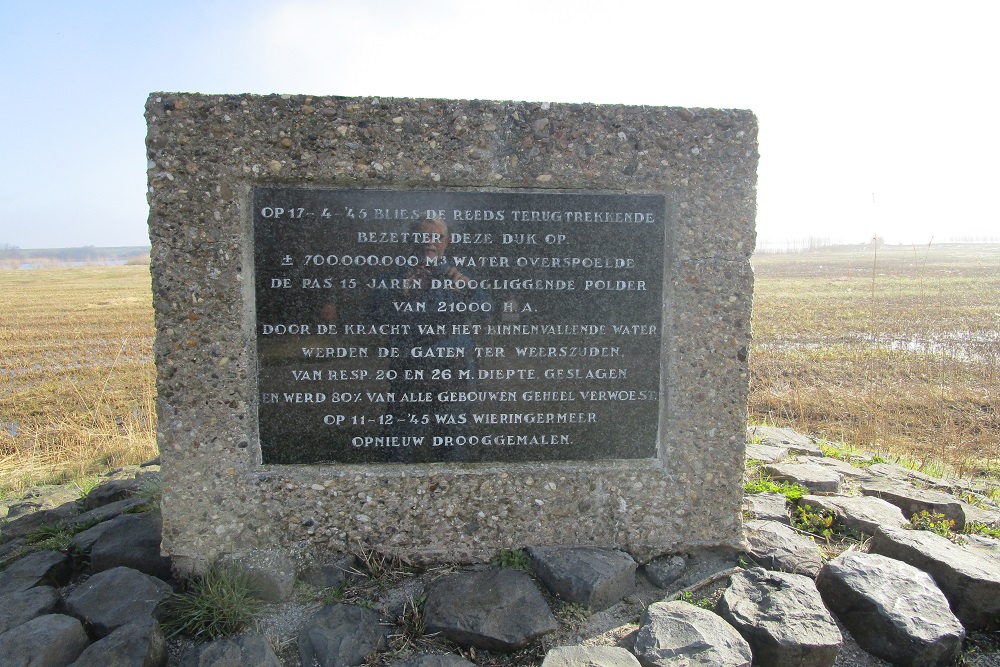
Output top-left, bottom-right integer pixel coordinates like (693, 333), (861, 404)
(162, 565), (260, 641)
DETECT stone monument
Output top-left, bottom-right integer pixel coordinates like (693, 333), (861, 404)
(146, 94), (757, 573)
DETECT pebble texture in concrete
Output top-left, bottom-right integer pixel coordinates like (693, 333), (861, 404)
(146, 94), (758, 570)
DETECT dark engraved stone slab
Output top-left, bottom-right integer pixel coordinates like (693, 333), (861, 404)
(254, 187), (665, 464)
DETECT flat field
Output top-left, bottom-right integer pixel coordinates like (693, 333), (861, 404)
(0, 266), (156, 495)
(1, 244), (998, 495)
(751, 243), (1000, 474)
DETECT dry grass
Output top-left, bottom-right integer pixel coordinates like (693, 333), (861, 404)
(750, 243), (1000, 476)
(0, 266), (157, 497)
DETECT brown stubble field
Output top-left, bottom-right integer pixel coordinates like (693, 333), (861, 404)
(0, 266), (157, 495)
(0, 243), (998, 496)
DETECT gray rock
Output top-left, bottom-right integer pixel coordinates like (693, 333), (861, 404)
(743, 492), (790, 524)
(641, 555), (688, 589)
(744, 520), (824, 578)
(82, 478), (142, 511)
(179, 631), (279, 667)
(866, 463), (953, 490)
(718, 567), (842, 667)
(0, 613), (89, 667)
(71, 520), (118, 555)
(633, 600), (751, 667)
(68, 620), (167, 667)
(542, 645), (642, 667)
(0, 501), (78, 543)
(816, 552), (963, 667)
(0, 586), (61, 634)
(869, 525), (1000, 630)
(527, 546), (636, 611)
(4, 487), (79, 517)
(0, 549), (72, 594)
(964, 534), (1000, 558)
(65, 566), (172, 637)
(797, 456), (870, 479)
(301, 554), (358, 590)
(72, 496), (151, 528)
(658, 550), (741, 595)
(298, 604), (388, 667)
(860, 479), (966, 531)
(962, 501), (1000, 527)
(90, 512), (172, 580)
(799, 494), (907, 535)
(219, 549), (295, 602)
(745, 442), (788, 464)
(424, 568), (558, 651)
(393, 655), (477, 667)
(747, 426), (824, 456)
(763, 463), (841, 494)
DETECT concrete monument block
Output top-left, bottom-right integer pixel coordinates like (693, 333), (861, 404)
(145, 94), (758, 571)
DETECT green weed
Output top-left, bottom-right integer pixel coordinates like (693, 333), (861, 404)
(558, 602), (592, 622)
(793, 504), (837, 540)
(908, 511), (956, 538)
(963, 522), (1000, 540)
(678, 591), (714, 610)
(490, 548), (530, 572)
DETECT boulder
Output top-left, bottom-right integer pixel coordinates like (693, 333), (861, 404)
(0, 501), (78, 543)
(65, 566), (172, 637)
(964, 534), (1000, 558)
(82, 478), (142, 511)
(745, 443), (788, 464)
(717, 567), (842, 667)
(747, 426), (823, 456)
(633, 600), (752, 667)
(542, 645), (642, 667)
(179, 631), (279, 667)
(860, 479), (966, 531)
(0, 549), (72, 594)
(71, 520), (118, 555)
(72, 496), (151, 528)
(298, 604), (388, 667)
(0, 613), (89, 667)
(743, 492), (790, 525)
(867, 463), (953, 491)
(527, 546), (637, 611)
(68, 620), (167, 667)
(816, 552), (963, 667)
(961, 501), (1000, 527)
(424, 568), (558, 651)
(763, 463), (841, 494)
(744, 520), (823, 578)
(0, 586), (61, 634)
(797, 456), (870, 479)
(641, 555), (688, 589)
(301, 554), (358, 590)
(643, 550), (739, 594)
(799, 494), (907, 535)
(220, 549), (295, 602)
(869, 526), (1000, 630)
(89, 512), (172, 580)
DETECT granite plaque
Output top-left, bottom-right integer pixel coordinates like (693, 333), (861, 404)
(254, 187), (665, 464)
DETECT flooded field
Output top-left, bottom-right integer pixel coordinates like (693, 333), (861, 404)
(751, 243), (1000, 473)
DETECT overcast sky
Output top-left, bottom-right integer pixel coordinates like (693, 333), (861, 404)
(1, 0), (997, 249)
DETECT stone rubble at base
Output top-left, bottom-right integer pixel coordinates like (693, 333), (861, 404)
(1, 426), (999, 666)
